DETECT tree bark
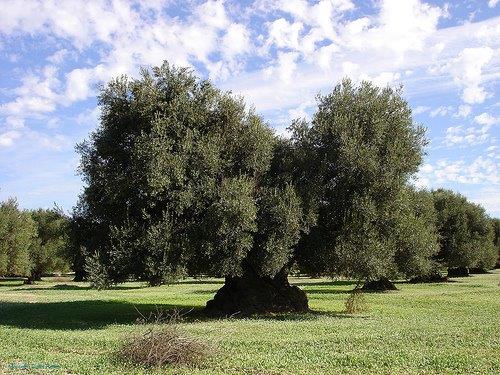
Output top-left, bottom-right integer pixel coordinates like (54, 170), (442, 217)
(469, 268), (488, 274)
(362, 277), (397, 291)
(205, 265), (309, 316)
(409, 273), (448, 283)
(447, 267), (469, 277)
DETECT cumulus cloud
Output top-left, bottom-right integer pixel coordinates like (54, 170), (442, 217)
(0, 65), (60, 116)
(0, 0), (499, 214)
(443, 124), (492, 147)
(430, 105), (453, 117)
(428, 156), (499, 185)
(488, 0), (499, 8)
(455, 104), (471, 118)
(474, 112), (499, 126)
(413, 106), (430, 115)
(0, 130), (21, 147)
(448, 47), (494, 104)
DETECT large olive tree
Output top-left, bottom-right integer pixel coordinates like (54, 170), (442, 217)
(75, 63), (308, 315)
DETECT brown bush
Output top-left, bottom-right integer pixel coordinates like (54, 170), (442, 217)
(120, 308), (211, 368)
(345, 288), (368, 314)
(119, 325), (211, 367)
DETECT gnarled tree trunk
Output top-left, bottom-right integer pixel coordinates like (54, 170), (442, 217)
(447, 267), (469, 277)
(205, 265), (308, 317)
(362, 277), (397, 291)
(409, 272), (448, 283)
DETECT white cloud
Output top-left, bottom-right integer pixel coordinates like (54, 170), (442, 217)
(266, 51), (300, 82)
(27, 131), (70, 151)
(266, 18), (304, 51)
(443, 124), (493, 147)
(413, 106), (430, 115)
(447, 47), (494, 104)
(488, 0), (499, 8)
(76, 107), (101, 128)
(222, 23), (251, 57)
(0, 65), (60, 116)
(0, 131), (21, 147)
(474, 112), (499, 126)
(369, 71), (401, 87)
(420, 163), (433, 173)
(47, 49), (70, 64)
(373, 0), (443, 55)
(454, 104), (471, 118)
(430, 105), (453, 117)
(428, 155), (500, 185)
(5, 116), (25, 129)
(64, 67), (96, 103)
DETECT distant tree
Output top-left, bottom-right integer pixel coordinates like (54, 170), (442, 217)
(492, 218), (500, 268)
(27, 207), (70, 283)
(66, 200), (99, 281)
(0, 199), (37, 277)
(432, 189), (495, 276)
(75, 63), (308, 314)
(292, 79), (428, 288)
(393, 187), (440, 280)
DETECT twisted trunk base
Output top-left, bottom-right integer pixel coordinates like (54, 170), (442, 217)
(205, 268), (308, 317)
(362, 278), (397, 292)
(469, 268), (488, 274)
(447, 267), (469, 277)
(409, 273), (448, 283)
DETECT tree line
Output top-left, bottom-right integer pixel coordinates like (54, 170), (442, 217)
(1, 62), (498, 315)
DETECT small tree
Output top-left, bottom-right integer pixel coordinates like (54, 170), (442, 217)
(28, 207), (70, 283)
(0, 199), (37, 277)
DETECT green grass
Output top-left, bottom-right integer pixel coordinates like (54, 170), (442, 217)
(0, 271), (499, 374)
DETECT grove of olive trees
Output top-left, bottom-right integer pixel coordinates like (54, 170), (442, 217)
(1, 63), (498, 316)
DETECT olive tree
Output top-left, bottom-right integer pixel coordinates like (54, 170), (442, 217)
(75, 63), (307, 314)
(0, 199), (37, 277)
(27, 207), (70, 283)
(492, 218), (500, 268)
(432, 189), (495, 276)
(291, 79), (430, 288)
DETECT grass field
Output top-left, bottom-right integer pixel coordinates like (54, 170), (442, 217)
(0, 271), (499, 374)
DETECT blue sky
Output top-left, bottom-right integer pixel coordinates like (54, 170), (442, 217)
(0, 0), (499, 216)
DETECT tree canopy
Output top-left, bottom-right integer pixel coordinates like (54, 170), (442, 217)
(432, 189), (495, 275)
(75, 63), (306, 309)
(29, 207), (70, 282)
(291, 80), (430, 284)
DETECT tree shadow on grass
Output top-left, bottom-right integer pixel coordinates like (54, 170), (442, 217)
(0, 300), (207, 330)
(9, 283), (152, 292)
(175, 279), (225, 285)
(0, 298), (358, 331)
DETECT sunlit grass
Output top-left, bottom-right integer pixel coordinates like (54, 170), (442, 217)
(1, 271), (499, 374)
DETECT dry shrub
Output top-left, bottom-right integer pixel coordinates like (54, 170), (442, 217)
(345, 288), (368, 314)
(119, 309), (212, 368)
